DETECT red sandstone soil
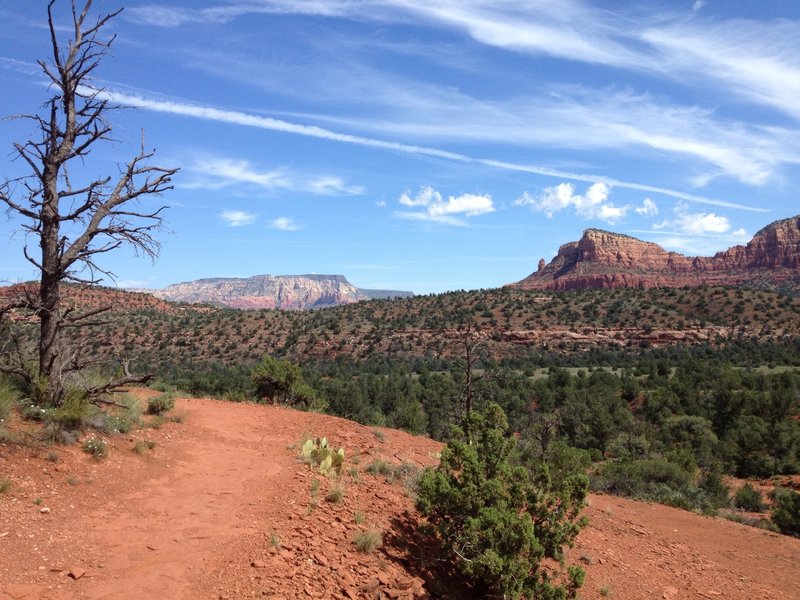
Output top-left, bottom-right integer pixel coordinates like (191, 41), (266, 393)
(1, 394), (799, 599)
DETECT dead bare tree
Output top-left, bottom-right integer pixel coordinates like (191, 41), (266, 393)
(458, 322), (488, 442)
(0, 0), (177, 406)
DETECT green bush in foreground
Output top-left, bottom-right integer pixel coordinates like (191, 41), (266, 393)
(416, 404), (588, 600)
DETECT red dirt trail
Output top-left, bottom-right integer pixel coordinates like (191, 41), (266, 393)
(1, 395), (799, 599)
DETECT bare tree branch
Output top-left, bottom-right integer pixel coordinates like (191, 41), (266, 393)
(1, 0), (177, 406)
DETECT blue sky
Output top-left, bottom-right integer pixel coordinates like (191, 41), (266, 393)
(1, 0), (799, 294)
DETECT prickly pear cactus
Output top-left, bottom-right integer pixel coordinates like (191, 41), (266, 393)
(301, 436), (345, 477)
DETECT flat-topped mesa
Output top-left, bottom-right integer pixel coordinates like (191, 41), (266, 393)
(512, 215), (800, 292)
(153, 274), (413, 310)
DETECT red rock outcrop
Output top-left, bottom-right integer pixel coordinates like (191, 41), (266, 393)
(512, 215), (800, 292)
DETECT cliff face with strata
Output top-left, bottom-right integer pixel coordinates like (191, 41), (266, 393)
(154, 274), (412, 310)
(512, 215), (800, 292)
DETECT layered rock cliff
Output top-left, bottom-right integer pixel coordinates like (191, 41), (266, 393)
(153, 274), (412, 310)
(512, 215), (800, 292)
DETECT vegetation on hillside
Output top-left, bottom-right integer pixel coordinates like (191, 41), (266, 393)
(2, 283), (799, 538)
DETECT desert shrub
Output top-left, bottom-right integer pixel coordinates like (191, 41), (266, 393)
(270, 531), (281, 549)
(353, 530), (382, 553)
(82, 437), (107, 459)
(770, 487), (800, 537)
(147, 392), (175, 415)
(102, 396), (141, 434)
(251, 355), (317, 408)
(733, 483), (764, 512)
(591, 458), (692, 498)
(590, 457), (728, 512)
(388, 462), (422, 492)
(416, 403), (587, 600)
(0, 377), (20, 423)
(29, 387), (96, 443)
(0, 478), (10, 493)
(697, 469), (730, 508)
(132, 440), (157, 455)
(366, 458), (392, 476)
(325, 483), (345, 503)
(606, 433), (650, 461)
(149, 379), (176, 393)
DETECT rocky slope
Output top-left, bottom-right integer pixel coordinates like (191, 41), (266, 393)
(153, 274), (412, 310)
(0, 283), (178, 314)
(512, 215), (800, 292)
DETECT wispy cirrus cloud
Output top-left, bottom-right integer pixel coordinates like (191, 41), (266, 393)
(183, 157), (363, 197)
(124, 1), (349, 27)
(396, 186), (494, 226)
(318, 85), (798, 187)
(306, 176), (364, 196)
(220, 209), (257, 227)
(184, 48), (796, 187)
(643, 20), (800, 123)
(124, 1), (800, 125)
(95, 88), (764, 211)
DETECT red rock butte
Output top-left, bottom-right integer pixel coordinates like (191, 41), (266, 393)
(511, 215), (800, 292)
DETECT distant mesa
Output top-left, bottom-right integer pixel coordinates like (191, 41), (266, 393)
(152, 274), (414, 310)
(511, 215), (800, 294)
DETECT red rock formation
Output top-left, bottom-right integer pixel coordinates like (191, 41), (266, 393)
(512, 215), (800, 292)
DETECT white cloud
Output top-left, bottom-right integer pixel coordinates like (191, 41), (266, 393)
(124, 2), (800, 128)
(269, 217), (300, 231)
(125, 2), (347, 27)
(429, 193), (494, 218)
(96, 88), (766, 211)
(182, 157), (363, 197)
(220, 210), (257, 227)
(194, 158), (291, 191)
(307, 176), (365, 196)
(635, 229), (749, 256)
(395, 186), (494, 225)
(399, 185), (441, 207)
(515, 182), (628, 223)
(635, 198), (659, 217)
(643, 20), (800, 123)
(653, 202), (731, 235)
